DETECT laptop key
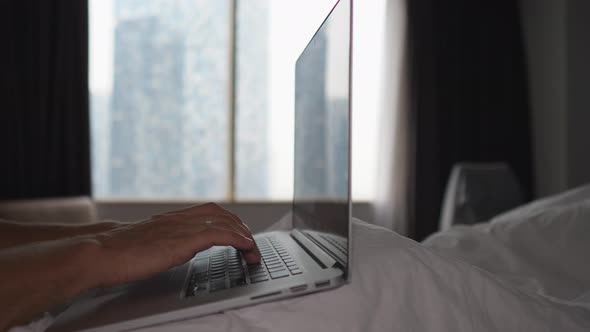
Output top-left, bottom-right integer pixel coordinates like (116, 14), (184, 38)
(230, 278), (247, 288)
(270, 270), (289, 279)
(210, 273), (226, 280)
(195, 250), (209, 259)
(230, 280), (247, 288)
(268, 265), (286, 271)
(248, 262), (264, 267)
(194, 260), (209, 273)
(210, 280), (227, 292)
(250, 275), (269, 283)
(247, 265), (265, 271)
(249, 271), (267, 278)
(290, 268), (302, 275)
(210, 270), (225, 276)
(248, 269), (266, 275)
(248, 266), (266, 273)
(229, 273), (244, 279)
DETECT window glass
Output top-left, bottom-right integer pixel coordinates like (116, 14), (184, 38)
(90, 0), (385, 201)
(90, 0), (230, 199)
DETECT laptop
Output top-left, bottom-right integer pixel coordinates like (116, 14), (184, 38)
(50, 0), (352, 330)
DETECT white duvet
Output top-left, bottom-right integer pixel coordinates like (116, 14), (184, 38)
(14, 186), (590, 331)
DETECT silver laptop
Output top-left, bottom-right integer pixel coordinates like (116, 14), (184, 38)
(50, 1), (352, 330)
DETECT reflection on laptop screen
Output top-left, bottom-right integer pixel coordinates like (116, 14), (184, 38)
(293, 0), (351, 274)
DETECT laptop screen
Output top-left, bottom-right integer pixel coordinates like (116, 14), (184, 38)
(293, 0), (351, 275)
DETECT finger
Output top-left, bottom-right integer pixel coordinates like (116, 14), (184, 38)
(201, 216), (252, 240)
(201, 227), (259, 260)
(157, 213), (257, 253)
(198, 224), (260, 264)
(160, 204), (260, 259)
(190, 204), (252, 234)
(170, 203), (254, 238)
(219, 211), (252, 234)
(207, 215), (260, 257)
(241, 250), (262, 265)
(216, 210), (260, 258)
(154, 213), (245, 237)
(160, 209), (250, 237)
(216, 213), (256, 243)
(179, 222), (252, 249)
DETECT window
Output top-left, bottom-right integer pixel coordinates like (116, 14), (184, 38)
(90, 0), (384, 201)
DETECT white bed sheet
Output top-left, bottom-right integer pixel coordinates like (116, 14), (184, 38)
(15, 186), (590, 332)
(424, 184), (590, 308)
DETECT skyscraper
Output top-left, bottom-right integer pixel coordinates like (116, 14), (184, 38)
(180, 0), (232, 198)
(110, 16), (185, 197)
(109, 0), (233, 198)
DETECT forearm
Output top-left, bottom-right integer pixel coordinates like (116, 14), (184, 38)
(0, 237), (103, 331)
(0, 202), (261, 331)
(0, 219), (123, 250)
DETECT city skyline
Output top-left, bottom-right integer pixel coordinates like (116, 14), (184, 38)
(92, 0), (270, 199)
(89, 0), (383, 201)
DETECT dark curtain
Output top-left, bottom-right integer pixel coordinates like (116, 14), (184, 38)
(407, 0), (533, 241)
(0, 0), (91, 199)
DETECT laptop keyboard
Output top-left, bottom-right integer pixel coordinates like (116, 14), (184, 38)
(186, 236), (302, 297)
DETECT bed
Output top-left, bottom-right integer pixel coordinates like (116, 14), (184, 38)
(14, 185), (590, 331)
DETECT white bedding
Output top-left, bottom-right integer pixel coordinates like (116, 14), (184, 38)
(424, 184), (590, 308)
(15, 186), (590, 332)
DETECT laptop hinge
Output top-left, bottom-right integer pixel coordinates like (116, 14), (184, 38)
(291, 229), (338, 268)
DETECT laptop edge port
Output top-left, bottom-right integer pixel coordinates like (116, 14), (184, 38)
(290, 284), (308, 293)
(314, 280), (330, 288)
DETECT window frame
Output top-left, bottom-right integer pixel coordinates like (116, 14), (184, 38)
(227, 0), (238, 201)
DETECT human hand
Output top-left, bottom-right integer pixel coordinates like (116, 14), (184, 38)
(90, 203), (261, 287)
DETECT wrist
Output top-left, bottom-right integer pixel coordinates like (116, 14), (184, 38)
(61, 221), (123, 238)
(65, 238), (107, 292)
